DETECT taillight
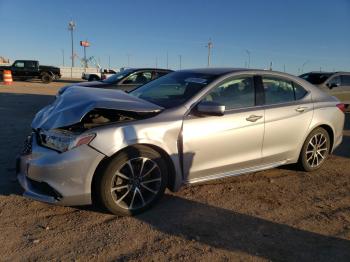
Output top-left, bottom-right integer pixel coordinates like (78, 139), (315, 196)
(336, 103), (346, 113)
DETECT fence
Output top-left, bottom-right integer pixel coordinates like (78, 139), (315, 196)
(59, 67), (100, 79)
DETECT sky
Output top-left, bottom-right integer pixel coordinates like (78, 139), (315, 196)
(0, 0), (349, 74)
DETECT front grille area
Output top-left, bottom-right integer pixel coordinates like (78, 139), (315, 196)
(21, 134), (33, 155)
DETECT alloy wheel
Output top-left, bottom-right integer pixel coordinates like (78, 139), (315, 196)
(110, 157), (162, 210)
(305, 133), (328, 168)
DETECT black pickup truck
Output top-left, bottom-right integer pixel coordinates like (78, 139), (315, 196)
(0, 60), (61, 83)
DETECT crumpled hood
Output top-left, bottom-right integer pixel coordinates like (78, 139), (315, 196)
(32, 86), (163, 130)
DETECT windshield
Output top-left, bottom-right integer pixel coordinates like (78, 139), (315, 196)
(130, 71), (218, 108)
(103, 69), (135, 83)
(299, 73), (332, 85)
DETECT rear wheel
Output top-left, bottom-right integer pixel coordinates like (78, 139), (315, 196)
(96, 146), (168, 216)
(298, 127), (330, 171)
(89, 75), (99, 81)
(41, 73), (53, 83)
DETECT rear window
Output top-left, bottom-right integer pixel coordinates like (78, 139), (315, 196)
(299, 73), (332, 85)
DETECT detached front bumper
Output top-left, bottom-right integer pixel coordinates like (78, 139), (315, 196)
(16, 134), (105, 206)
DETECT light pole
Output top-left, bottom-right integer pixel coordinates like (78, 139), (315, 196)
(245, 49), (251, 68)
(206, 39), (213, 67)
(179, 55), (182, 70)
(166, 51), (169, 69)
(127, 54), (131, 67)
(68, 20), (76, 78)
(301, 60), (309, 73)
(61, 49), (65, 66)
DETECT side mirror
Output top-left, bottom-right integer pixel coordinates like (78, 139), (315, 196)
(196, 101), (225, 116)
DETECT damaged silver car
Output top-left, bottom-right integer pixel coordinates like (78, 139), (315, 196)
(17, 69), (345, 215)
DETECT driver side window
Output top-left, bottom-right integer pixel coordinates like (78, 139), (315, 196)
(328, 76), (341, 87)
(14, 61), (24, 68)
(202, 76), (255, 110)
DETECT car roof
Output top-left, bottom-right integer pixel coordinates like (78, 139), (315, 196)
(125, 68), (173, 72)
(178, 68), (250, 75)
(301, 71), (350, 75)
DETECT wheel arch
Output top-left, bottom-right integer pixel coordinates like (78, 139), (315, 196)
(91, 143), (178, 203)
(318, 124), (335, 152)
(299, 123), (335, 159)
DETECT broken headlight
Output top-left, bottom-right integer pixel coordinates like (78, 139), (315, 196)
(38, 129), (95, 152)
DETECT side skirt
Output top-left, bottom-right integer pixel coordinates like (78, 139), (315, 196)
(185, 160), (287, 184)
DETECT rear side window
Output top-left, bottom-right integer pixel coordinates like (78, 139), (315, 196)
(341, 75), (350, 86)
(262, 76), (308, 105)
(294, 83), (308, 100)
(153, 71), (169, 79)
(24, 61), (36, 68)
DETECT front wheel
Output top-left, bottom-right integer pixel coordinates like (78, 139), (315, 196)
(96, 146), (168, 216)
(298, 127), (330, 171)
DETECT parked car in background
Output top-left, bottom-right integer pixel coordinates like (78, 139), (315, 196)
(58, 68), (172, 95)
(0, 60), (61, 83)
(82, 69), (117, 81)
(17, 68), (345, 216)
(300, 71), (350, 93)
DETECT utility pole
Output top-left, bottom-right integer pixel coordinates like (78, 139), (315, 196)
(155, 56), (158, 68)
(166, 51), (169, 69)
(127, 54), (131, 67)
(108, 56), (111, 69)
(245, 50), (251, 68)
(68, 20), (76, 78)
(301, 60), (309, 73)
(179, 55), (182, 70)
(283, 64), (286, 73)
(269, 62), (273, 71)
(61, 49), (65, 66)
(206, 39), (213, 67)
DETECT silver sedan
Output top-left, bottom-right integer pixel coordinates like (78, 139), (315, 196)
(17, 68), (345, 215)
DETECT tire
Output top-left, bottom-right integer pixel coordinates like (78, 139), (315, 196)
(298, 127), (331, 172)
(89, 75), (99, 81)
(95, 145), (168, 216)
(41, 73), (53, 84)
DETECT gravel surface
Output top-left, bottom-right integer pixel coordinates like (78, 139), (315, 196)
(0, 81), (349, 261)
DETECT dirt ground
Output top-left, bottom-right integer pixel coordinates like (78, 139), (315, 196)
(0, 80), (350, 261)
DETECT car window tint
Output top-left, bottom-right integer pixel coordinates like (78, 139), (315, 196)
(203, 77), (255, 110)
(341, 75), (350, 86)
(293, 83), (308, 100)
(263, 77), (294, 104)
(125, 72), (152, 84)
(328, 76), (341, 86)
(153, 71), (169, 79)
(24, 61), (36, 68)
(14, 61), (24, 68)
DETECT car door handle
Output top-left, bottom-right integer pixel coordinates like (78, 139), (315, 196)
(246, 115), (263, 122)
(295, 106), (308, 113)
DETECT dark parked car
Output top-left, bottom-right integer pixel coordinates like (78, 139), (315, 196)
(300, 71), (350, 93)
(58, 68), (173, 95)
(0, 60), (61, 83)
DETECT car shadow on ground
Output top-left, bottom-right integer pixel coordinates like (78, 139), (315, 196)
(134, 194), (350, 261)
